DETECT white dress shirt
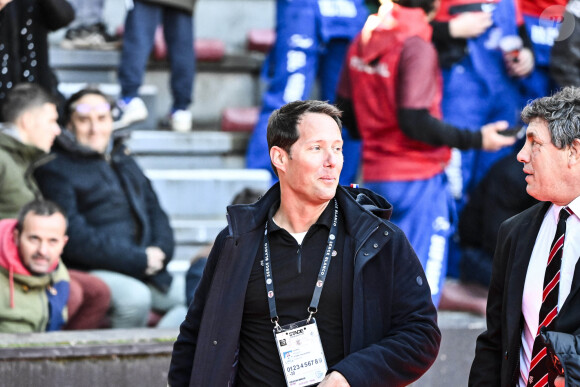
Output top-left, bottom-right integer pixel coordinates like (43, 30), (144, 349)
(519, 197), (580, 386)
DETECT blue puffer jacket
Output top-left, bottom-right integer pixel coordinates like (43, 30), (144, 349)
(34, 131), (175, 292)
(169, 183), (440, 386)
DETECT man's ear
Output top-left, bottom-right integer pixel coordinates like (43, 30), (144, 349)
(569, 138), (580, 167)
(270, 146), (287, 174)
(15, 111), (34, 137)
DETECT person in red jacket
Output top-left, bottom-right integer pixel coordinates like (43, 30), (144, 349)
(337, 0), (516, 305)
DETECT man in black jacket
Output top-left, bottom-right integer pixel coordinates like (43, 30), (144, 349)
(35, 88), (185, 328)
(169, 100), (440, 386)
(469, 87), (580, 386)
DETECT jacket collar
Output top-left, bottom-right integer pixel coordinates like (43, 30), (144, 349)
(0, 130), (46, 162)
(226, 183), (393, 242)
(52, 129), (126, 160)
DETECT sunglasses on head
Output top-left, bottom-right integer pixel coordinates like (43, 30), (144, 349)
(71, 102), (111, 114)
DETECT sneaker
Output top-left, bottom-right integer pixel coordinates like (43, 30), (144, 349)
(113, 97), (149, 130)
(61, 23), (121, 50)
(170, 109), (193, 132)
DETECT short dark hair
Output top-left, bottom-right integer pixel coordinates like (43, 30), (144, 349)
(266, 100), (342, 176)
(63, 88), (112, 126)
(393, 0), (437, 14)
(16, 200), (67, 233)
(1, 83), (58, 123)
(521, 86), (580, 149)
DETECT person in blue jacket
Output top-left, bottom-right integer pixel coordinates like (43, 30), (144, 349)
(433, 0), (534, 201)
(246, 0), (368, 186)
(169, 100), (440, 386)
(432, 0), (535, 285)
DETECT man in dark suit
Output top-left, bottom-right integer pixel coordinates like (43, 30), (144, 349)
(469, 86), (580, 387)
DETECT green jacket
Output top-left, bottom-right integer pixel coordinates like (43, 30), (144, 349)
(0, 131), (51, 219)
(0, 218), (70, 333)
(0, 263), (69, 333)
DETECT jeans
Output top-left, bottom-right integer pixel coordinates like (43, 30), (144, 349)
(118, 0), (194, 111)
(91, 270), (185, 328)
(66, 270), (111, 330)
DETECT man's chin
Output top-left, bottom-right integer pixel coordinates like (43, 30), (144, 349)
(30, 268), (50, 275)
(319, 187), (338, 201)
(28, 262), (52, 275)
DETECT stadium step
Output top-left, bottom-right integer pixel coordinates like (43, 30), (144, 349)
(126, 129), (249, 169)
(221, 106), (260, 132)
(51, 45), (263, 128)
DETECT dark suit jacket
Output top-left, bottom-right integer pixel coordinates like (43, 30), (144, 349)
(469, 201), (580, 386)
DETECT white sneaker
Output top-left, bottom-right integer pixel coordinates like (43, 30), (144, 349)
(113, 97), (149, 130)
(171, 109), (193, 132)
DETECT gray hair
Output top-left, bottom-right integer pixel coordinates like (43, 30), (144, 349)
(521, 86), (580, 149)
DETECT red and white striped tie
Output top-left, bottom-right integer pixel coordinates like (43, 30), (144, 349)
(527, 206), (574, 387)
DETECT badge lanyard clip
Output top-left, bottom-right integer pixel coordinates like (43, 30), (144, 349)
(263, 199), (338, 326)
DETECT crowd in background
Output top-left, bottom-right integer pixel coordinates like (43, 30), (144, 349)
(0, 0), (579, 333)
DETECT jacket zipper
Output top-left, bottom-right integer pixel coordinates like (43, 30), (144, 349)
(39, 288), (48, 331)
(297, 245), (302, 274)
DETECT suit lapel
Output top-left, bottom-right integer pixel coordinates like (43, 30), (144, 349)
(505, 202), (551, 341)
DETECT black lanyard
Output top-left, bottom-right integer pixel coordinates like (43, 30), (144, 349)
(263, 199), (339, 331)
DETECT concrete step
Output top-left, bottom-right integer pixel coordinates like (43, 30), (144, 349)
(80, 0), (276, 54)
(127, 130), (249, 169)
(145, 168), (271, 218)
(52, 49), (263, 127)
(195, 0), (275, 53)
(170, 245), (204, 274)
(168, 217), (227, 269)
(127, 129), (249, 155)
(147, 167), (271, 272)
(172, 217), (226, 245)
(0, 311), (485, 387)
(134, 154), (246, 170)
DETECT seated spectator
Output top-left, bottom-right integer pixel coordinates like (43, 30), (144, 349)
(0, 83), (61, 218)
(35, 88), (185, 328)
(0, 200), (69, 332)
(185, 187), (264, 306)
(0, 84), (110, 329)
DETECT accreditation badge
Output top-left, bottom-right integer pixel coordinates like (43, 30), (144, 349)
(274, 318), (328, 387)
